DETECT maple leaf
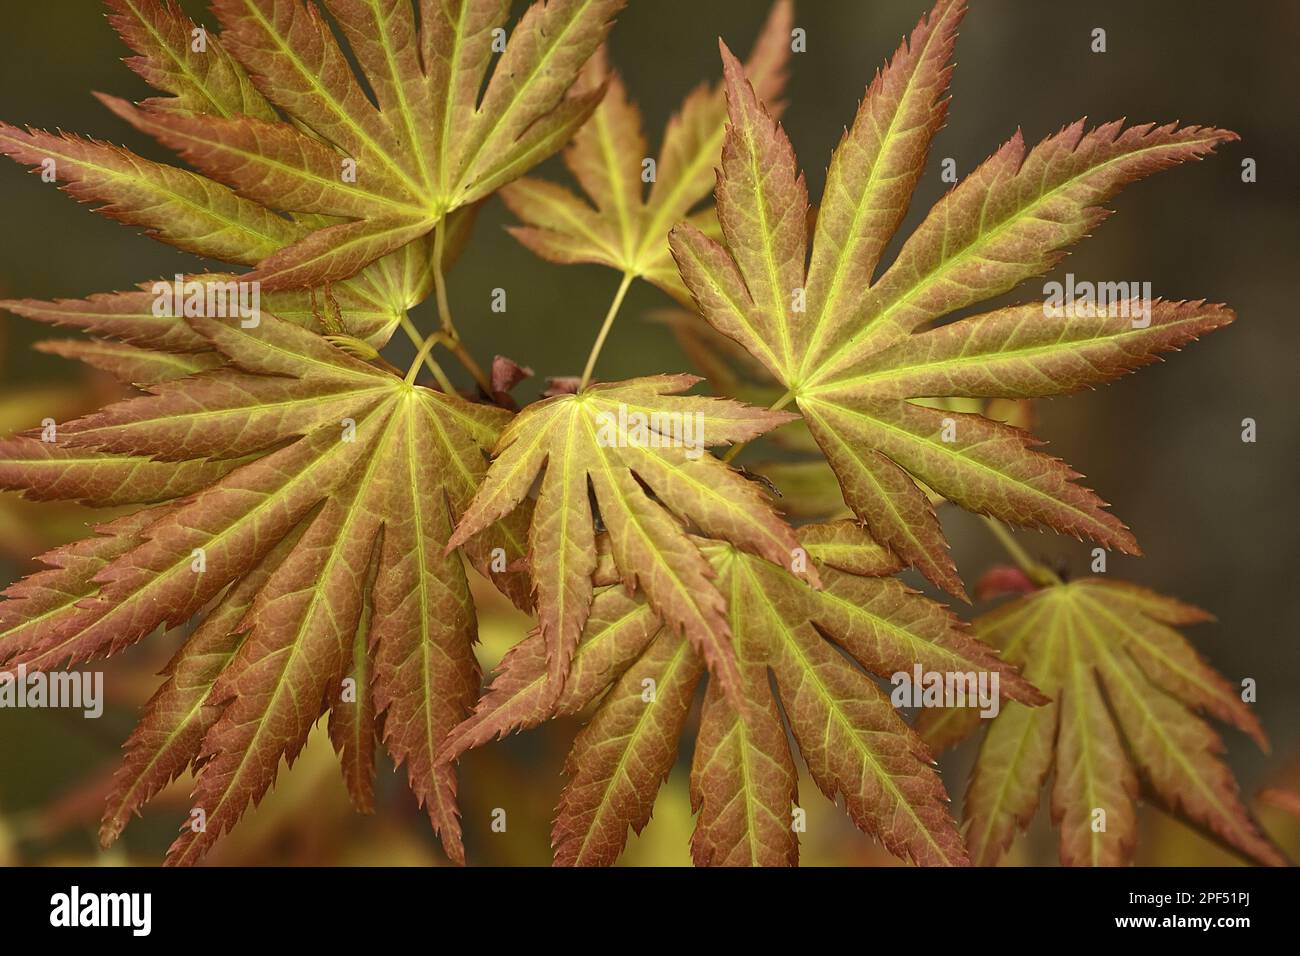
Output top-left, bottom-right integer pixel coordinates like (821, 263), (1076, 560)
(500, 0), (793, 303)
(440, 521), (1045, 866)
(670, 0), (1237, 598)
(0, 0), (467, 355)
(0, 312), (531, 864)
(0, 0), (622, 344)
(448, 374), (806, 704)
(927, 579), (1283, 867)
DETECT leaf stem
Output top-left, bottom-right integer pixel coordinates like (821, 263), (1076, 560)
(399, 314), (456, 392)
(431, 217), (493, 395)
(980, 516), (1063, 587)
(579, 271), (635, 391)
(722, 388), (796, 464)
(401, 326), (455, 394)
(405, 329), (452, 389)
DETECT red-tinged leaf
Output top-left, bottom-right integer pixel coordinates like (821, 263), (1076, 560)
(552, 631), (703, 866)
(212, 0), (425, 194)
(0, 437), (241, 507)
(802, 399), (1139, 557)
(962, 581), (1283, 867)
(438, 586), (662, 763)
(366, 392), (484, 864)
(0, 507), (167, 666)
(501, 1), (793, 303)
(0, 124), (305, 265)
(960, 596), (1064, 865)
(34, 338), (223, 385)
(448, 0), (624, 205)
(689, 679), (798, 867)
(689, 547), (798, 867)
(1, 287), (213, 353)
(1259, 789), (1300, 819)
(712, 532), (1042, 866)
(99, 523), (305, 846)
(802, 0), (966, 361)
(4, 0), (620, 306)
(328, 544), (382, 814)
(671, 0), (1236, 597)
(973, 565), (1038, 602)
(826, 299), (1235, 401)
(105, 0), (279, 121)
(0, 250), (456, 351)
(97, 93), (426, 220)
(450, 521), (1034, 866)
(164, 455), (389, 866)
(798, 519), (902, 577)
(726, 549), (967, 867)
(51, 315), (398, 461)
(1053, 630), (1141, 867)
(248, 215), (438, 291)
(0, 310), (517, 862)
(449, 375), (807, 707)
(490, 354), (533, 407)
(326, 0), (437, 178)
(815, 121), (1237, 376)
(1069, 579), (1264, 749)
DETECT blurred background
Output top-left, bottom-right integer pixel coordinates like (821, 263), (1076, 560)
(0, 0), (1297, 866)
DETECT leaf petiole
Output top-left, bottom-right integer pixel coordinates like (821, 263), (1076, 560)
(431, 217), (493, 395)
(399, 314), (456, 392)
(721, 388), (796, 464)
(980, 516), (1063, 587)
(578, 271), (636, 391)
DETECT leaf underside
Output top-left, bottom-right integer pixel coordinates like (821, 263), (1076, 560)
(501, 0), (794, 304)
(0, 313), (529, 864)
(443, 522), (1047, 866)
(670, 0), (1236, 599)
(1, 0), (624, 342)
(945, 580), (1281, 868)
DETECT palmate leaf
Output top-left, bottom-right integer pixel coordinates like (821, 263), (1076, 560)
(926, 579), (1283, 867)
(1, 212), (475, 362)
(500, 0), (793, 303)
(0, 0), (621, 302)
(0, 0), (478, 352)
(440, 522), (1045, 866)
(0, 312), (531, 864)
(448, 375), (805, 705)
(670, 0), (1237, 597)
